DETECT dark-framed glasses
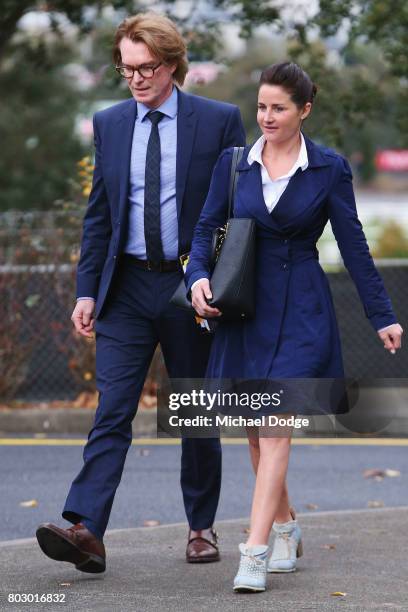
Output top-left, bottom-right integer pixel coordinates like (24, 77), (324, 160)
(115, 62), (162, 79)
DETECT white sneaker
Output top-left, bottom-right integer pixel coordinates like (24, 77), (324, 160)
(267, 520), (303, 573)
(233, 543), (269, 592)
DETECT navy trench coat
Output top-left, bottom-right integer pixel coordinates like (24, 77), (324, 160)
(185, 136), (396, 384)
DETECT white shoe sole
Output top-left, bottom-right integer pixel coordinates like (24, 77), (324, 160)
(233, 585), (266, 593)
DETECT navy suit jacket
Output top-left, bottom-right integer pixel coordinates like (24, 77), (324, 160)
(76, 88), (246, 317)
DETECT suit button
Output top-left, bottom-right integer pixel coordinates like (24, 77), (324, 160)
(113, 255), (117, 260)
(283, 263), (287, 270)
(284, 239), (288, 244)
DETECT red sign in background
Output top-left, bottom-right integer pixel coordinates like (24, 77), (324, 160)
(375, 150), (408, 172)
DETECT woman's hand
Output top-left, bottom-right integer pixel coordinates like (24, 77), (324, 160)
(191, 279), (222, 318)
(377, 323), (403, 354)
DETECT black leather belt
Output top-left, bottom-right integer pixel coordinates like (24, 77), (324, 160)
(122, 254), (180, 272)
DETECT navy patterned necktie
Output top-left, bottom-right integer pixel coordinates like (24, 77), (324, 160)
(144, 110), (165, 265)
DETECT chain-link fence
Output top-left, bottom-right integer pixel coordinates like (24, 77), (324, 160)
(1, 260), (407, 402)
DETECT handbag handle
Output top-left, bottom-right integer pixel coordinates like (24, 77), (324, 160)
(227, 146), (245, 219)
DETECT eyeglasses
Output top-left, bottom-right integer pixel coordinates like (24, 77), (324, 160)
(115, 62), (162, 80)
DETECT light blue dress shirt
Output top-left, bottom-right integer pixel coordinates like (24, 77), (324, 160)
(124, 86), (178, 260)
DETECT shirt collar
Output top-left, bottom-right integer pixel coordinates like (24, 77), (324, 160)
(247, 132), (309, 178)
(137, 86), (178, 122)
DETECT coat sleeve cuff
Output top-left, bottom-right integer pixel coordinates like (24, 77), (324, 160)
(76, 273), (99, 300)
(369, 312), (397, 332)
(185, 272), (210, 296)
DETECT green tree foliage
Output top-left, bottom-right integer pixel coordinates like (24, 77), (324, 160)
(314, 0), (408, 144)
(315, 0), (408, 78)
(1, 1), (282, 59)
(0, 38), (85, 210)
(373, 221), (408, 258)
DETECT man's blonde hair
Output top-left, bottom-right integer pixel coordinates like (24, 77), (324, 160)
(113, 12), (188, 86)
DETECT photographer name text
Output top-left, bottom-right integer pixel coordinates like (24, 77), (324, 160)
(168, 415), (310, 429)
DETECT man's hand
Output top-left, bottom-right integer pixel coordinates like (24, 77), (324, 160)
(71, 299), (96, 338)
(191, 279), (222, 318)
(377, 323), (403, 355)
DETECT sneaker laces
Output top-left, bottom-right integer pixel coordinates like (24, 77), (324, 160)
(237, 552), (266, 577)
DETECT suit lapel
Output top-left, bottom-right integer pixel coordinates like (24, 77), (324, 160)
(236, 163), (277, 229)
(268, 168), (309, 232)
(115, 100), (137, 222)
(176, 89), (198, 218)
(236, 136), (332, 234)
(269, 137), (332, 232)
(235, 152), (281, 230)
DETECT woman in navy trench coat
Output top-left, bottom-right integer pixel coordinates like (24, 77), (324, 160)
(185, 62), (403, 593)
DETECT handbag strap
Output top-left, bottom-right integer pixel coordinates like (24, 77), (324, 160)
(227, 146), (245, 219)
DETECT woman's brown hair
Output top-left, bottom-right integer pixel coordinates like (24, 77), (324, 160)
(260, 62), (317, 108)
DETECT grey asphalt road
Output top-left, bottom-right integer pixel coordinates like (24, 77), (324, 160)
(0, 440), (407, 541)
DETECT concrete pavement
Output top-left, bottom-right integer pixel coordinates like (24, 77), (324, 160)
(1, 507), (407, 611)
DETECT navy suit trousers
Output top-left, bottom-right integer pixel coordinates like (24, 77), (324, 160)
(62, 256), (221, 538)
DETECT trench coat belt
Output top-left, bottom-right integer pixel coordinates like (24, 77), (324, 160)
(257, 236), (319, 263)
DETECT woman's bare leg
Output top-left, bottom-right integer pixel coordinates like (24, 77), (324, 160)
(246, 435), (292, 546)
(246, 428), (293, 525)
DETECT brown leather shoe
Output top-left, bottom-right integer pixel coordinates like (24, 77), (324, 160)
(186, 527), (220, 563)
(36, 523), (106, 573)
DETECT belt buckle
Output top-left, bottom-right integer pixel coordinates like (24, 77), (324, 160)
(147, 260), (162, 272)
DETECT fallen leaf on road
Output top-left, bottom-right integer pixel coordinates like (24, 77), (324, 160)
(363, 468), (401, 480)
(363, 469), (385, 479)
(19, 499), (38, 508)
(25, 294), (40, 308)
(305, 503), (319, 510)
(143, 520), (160, 527)
(331, 591), (347, 597)
(321, 544), (336, 550)
(384, 469), (400, 478)
(367, 500), (384, 508)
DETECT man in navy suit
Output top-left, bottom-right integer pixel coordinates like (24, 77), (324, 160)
(36, 13), (245, 573)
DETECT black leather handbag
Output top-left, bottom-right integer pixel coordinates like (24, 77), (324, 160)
(170, 146), (256, 320)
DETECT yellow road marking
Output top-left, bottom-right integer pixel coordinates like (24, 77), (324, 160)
(0, 437), (407, 446)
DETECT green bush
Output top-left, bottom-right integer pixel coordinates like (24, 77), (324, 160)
(373, 221), (408, 258)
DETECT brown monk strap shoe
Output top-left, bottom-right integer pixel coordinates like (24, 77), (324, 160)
(36, 522), (106, 573)
(186, 527), (220, 563)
